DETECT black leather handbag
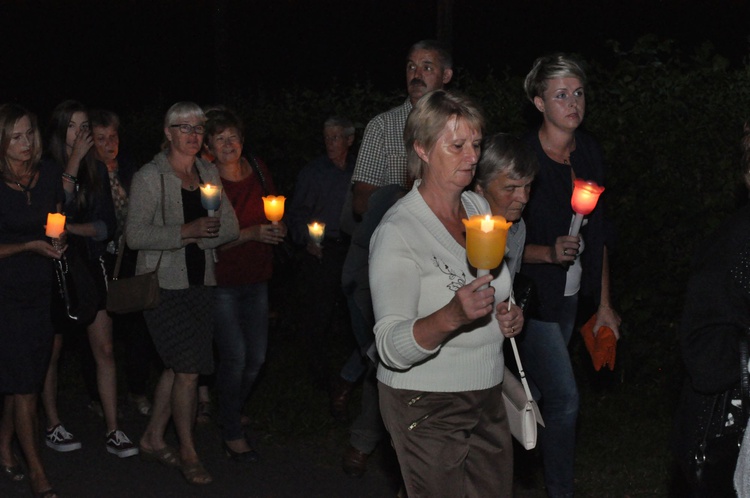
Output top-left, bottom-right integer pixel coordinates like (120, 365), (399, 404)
(689, 327), (750, 492)
(53, 246), (98, 326)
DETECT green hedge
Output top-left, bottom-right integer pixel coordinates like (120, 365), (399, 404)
(120, 35), (750, 383)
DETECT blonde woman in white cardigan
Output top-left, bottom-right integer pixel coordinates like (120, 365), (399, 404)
(370, 90), (523, 498)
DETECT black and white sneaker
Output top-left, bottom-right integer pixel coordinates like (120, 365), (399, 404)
(45, 424), (82, 452)
(106, 430), (139, 458)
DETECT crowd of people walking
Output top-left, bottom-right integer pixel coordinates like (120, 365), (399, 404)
(6, 36), (746, 498)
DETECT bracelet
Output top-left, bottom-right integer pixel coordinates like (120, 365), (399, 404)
(62, 173), (80, 192)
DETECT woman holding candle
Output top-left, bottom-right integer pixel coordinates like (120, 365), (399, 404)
(0, 104), (63, 497)
(204, 107), (285, 463)
(370, 90), (523, 497)
(126, 102), (238, 485)
(520, 53), (621, 497)
(44, 100), (139, 458)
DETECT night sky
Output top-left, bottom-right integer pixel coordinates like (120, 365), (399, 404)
(2, 0), (748, 118)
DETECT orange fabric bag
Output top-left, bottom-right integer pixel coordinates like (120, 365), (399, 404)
(580, 314), (616, 371)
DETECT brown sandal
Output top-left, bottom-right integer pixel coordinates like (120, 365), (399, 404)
(196, 402), (212, 424)
(139, 445), (181, 468)
(181, 461), (213, 485)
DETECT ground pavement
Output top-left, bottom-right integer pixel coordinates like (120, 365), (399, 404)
(0, 389), (547, 497)
(0, 386), (403, 498)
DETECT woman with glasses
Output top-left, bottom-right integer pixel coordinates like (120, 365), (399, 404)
(43, 100), (138, 458)
(126, 102), (238, 485)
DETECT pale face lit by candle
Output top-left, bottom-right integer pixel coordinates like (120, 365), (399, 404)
(307, 221), (326, 246)
(262, 195), (286, 222)
(200, 183), (222, 212)
(462, 214), (512, 270)
(571, 179), (605, 215)
(45, 213), (66, 238)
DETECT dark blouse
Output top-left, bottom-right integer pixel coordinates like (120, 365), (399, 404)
(182, 187), (207, 285)
(0, 161), (65, 291)
(521, 129), (610, 322)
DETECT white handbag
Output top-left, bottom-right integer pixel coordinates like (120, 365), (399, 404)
(502, 335), (545, 450)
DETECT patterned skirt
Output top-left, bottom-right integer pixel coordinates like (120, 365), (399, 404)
(144, 286), (215, 375)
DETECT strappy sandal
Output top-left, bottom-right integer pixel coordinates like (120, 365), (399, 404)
(2, 463), (25, 482)
(139, 445), (181, 468)
(196, 401), (212, 424)
(181, 461), (213, 485)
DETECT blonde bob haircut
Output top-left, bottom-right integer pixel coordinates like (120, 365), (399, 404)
(0, 104), (43, 179)
(404, 90), (484, 180)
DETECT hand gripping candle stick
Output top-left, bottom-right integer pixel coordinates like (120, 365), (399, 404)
(200, 183), (222, 216)
(569, 179), (605, 237)
(262, 195), (285, 225)
(307, 222), (325, 247)
(462, 214), (512, 289)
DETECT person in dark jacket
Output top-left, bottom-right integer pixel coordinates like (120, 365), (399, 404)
(674, 123), (750, 497)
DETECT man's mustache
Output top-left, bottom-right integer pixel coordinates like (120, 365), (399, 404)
(409, 78), (426, 88)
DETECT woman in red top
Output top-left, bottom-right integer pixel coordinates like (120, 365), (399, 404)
(205, 108), (286, 463)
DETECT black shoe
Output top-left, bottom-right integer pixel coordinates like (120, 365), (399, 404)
(342, 445), (369, 477)
(329, 377), (354, 423)
(222, 441), (259, 464)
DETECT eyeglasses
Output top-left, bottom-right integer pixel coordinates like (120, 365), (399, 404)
(170, 124), (206, 135)
(324, 134), (348, 143)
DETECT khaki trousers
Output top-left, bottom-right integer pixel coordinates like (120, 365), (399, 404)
(379, 382), (513, 498)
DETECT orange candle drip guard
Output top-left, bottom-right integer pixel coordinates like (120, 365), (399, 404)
(463, 214), (512, 273)
(569, 179), (604, 236)
(262, 195), (286, 224)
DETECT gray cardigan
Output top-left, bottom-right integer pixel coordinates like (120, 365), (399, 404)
(125, 150), (239, 289)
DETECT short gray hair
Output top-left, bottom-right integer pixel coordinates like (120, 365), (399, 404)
(474, 133), (538, 190)
(164, 101), (205, 128)
(324, 116), (354, 137)
(408, 39), (453, 69)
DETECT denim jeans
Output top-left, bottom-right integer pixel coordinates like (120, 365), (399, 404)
(338, 292), (373, 383)
(350, 361), (387, 454)
(214, 282), (269, 441)
(518, 294), (579, 498)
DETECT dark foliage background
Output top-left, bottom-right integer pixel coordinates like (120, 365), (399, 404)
(115, 36), (746, 494)
(2, 0), (750, 493)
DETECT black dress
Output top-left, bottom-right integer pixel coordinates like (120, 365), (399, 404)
(143, 187), (214, 375)
(0, 161), (65, 394)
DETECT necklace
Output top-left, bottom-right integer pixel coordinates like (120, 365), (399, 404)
(543, 142), (574, 166)
(7, 169), (36, 205)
